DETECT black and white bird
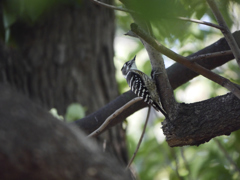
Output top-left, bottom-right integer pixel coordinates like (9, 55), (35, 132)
(121, 56), (167, 116)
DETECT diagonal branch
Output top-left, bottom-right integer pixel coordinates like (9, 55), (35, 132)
(180, 148), (192, 180)
(178, 17), (224, 30)
(130, 23), (240, 99)
(206, 0), (240, 68)
(168, 31), (240, 89)
(126, 106), (151, 169)
(91, 0), (135, 14)
(88, 97), (142, 137)
(214, 139), (240, 174)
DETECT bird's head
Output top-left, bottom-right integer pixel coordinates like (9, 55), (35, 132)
(121, 55), (137, 77)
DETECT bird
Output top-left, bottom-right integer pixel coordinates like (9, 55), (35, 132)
(121, 56), (167, 117)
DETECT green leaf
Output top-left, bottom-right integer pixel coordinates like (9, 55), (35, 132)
(65, 103), (86, 122)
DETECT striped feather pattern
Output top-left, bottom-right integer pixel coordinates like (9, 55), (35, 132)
(126, 71), (159, 111)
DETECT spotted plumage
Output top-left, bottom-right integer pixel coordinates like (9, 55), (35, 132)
(121, 56), (167, 116)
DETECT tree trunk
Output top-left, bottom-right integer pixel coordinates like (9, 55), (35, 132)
(0, 0), (128, 165)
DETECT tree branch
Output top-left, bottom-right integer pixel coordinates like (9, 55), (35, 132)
(163, 93), (240, 147)
(126, 106), (151, 169)
(90, 1), (224, 33)
(189, 50), (232, 62)
(88, 97), (142, 138)
(75, 91), (143, 134)
(214, 139), (240, 174)
(168, 31), (240, 89)
(75, 31), (240, 147)
(130, 23), (240, 99)
(180, 147), (192, 180)
(91, 0), (135, 14)
(206, 0), (240, 68)
(170, 148), (183, 180)
(178, 17), (224, 30)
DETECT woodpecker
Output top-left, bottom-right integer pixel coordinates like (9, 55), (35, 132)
(121, 56), (167, 117)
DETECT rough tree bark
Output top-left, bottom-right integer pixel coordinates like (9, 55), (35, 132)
(5, 1), (117, 114)
(0, 0), (128, 172)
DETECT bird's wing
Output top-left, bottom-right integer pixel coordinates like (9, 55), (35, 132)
(126, 71), (158, 107)
(126, 70), (167, 116)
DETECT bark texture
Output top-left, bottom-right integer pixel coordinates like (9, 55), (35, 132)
(163, 93), (240, 147)
(6, 1), (117, 114)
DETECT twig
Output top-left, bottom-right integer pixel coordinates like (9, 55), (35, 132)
(178, 17), (224, 30)
(189, 50), (232, 62)
(130, 23), (240, 99)
(170, 148), (184, 180)
(206, 0), (240, 68)
(180, 147), (192, 180)
(126, 106), (151, 169)
(92, 0), (223, 32)
(91, 0), (135, 14)
(214, 139), (240, 174)
(88, 97), (143, 137)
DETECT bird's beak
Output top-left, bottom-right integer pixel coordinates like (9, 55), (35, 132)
(132, 55), (136, 62)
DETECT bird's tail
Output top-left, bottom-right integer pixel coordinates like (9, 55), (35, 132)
(153, 102), (167, 117)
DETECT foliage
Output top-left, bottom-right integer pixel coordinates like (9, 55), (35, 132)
(1, 0), (78, 42)
(65, 103), (86, 122)
(117, 0), (240, 50)
(2, 0), (240, 179)
(49, 103), (86, 122)
(127, 119), (240, 179)
(2, 0), (74, 24)
(116, 0), (240, 179)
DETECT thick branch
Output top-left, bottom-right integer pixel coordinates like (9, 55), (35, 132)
(189, 50), (232, 62)
(168, 31), (240, 89)
(163, 93), (240, 147)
